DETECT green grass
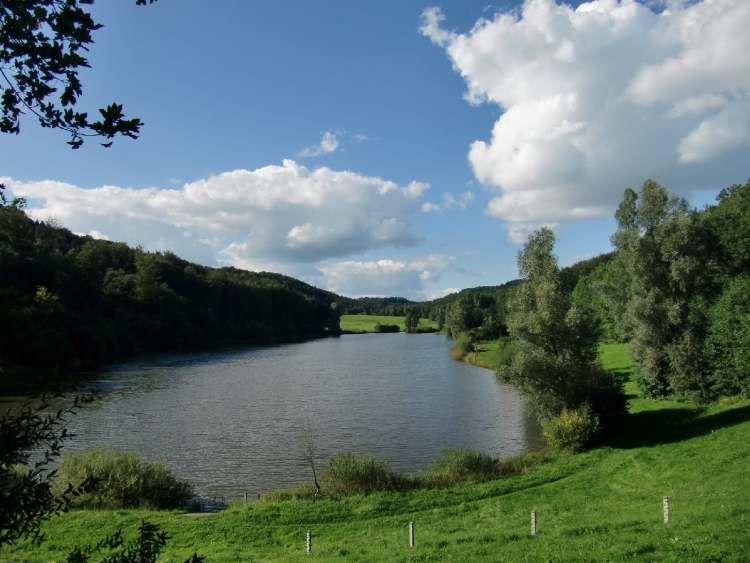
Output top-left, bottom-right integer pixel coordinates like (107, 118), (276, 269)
(464, 338), (505, 369)
(4, 343), (750, 561)
(339, 314), (438, 333)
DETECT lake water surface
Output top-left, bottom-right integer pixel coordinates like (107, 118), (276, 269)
(46, 333), (541, 498)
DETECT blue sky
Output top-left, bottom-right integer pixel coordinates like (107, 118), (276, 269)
(3, 0), (747, 299)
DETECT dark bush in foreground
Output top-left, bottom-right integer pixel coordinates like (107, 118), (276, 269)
(374, 323), (400, 333)
(425, 448), (498, 486)
(53, 448), (192, 509)
(322, 453), (411, 495)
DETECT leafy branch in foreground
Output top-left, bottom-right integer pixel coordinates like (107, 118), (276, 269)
(65, 519), (204, 563)
(0, 0), (154, 148)
(0, 395), (91, 547)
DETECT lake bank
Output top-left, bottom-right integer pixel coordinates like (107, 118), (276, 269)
(3, 333), (539, 499)
(6, 343), (749, 561)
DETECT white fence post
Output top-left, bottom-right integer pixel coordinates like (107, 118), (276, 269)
(531, 511), (537, 536)
(306, 530), (312, 555)
(409, 521), (415, 547)
(663, 496), (670, 525)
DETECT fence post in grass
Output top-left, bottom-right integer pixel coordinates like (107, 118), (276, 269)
(663, 496), (670, 525)
(409, 521), (415, 547)
(244, 492), (248, 505)
(306, 530), (312, 555)
(531, 511), (537, 536)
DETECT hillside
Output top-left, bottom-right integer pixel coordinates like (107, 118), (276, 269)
(4, 344), (749, 561)
(0, 207), (340, 375)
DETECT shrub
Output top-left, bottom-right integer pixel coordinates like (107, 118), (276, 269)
(542, 403), (600, 452)
(321, 453), (408, 496)
(373, 323), (400, 333)
(449, 333), (474, 360)
(52, 448), (192, 509)
(426, 448), (497, 486)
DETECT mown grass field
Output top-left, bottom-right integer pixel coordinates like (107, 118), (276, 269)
(3, 343), (750, 561)
(339, 314), (438, 333)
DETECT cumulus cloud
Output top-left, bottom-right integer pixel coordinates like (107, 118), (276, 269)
(421, 0), (750, 239)
(1, 160), (431, 272)
(318, 255), (454, 298)
(298, 131), (340, 157)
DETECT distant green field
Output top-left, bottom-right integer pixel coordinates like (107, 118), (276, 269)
(4, 343), (750, 561)
(339, 314), (438, 333)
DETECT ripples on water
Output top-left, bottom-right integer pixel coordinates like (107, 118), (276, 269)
(48, 334), (541, 498)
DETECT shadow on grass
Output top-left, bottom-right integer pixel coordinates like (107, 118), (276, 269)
(614, 404), (750, 449)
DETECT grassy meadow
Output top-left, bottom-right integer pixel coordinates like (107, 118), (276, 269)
(339, 314), (438, 333)
(3, 343), (749, 561)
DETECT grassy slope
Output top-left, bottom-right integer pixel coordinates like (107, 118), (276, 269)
(4, 344), (750, 562)
(464, 339), (504, 369)
(339, 314), (438, 333)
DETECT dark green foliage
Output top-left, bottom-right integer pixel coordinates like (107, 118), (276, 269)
(321, 453), (411, 496)
(0, 0), (152, 148)
(0, 397), (88, 547)
(66, 519), (204, 563)
(704, 180), (750, 276)
(373, 323), (400, 333)
(404, 308), (420, 333)
(705, 275), (750, 398)
(52, 448), (192, 509)
(337, 296), (416, 316)
(0, 209), (340, 373)
(419, 281), (519, 337)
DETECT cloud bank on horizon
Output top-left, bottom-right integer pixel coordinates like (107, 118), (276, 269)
(2, 161), (457, 298)
(421, 0), (750, 241)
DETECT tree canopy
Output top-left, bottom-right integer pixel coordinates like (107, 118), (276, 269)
(0, 0), (153, 148)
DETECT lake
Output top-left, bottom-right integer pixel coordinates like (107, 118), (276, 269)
(32, 333), (541, 499)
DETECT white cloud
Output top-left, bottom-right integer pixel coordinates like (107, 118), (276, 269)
(318, 255), (454, 298)
(421, 0), (750, 240)
(74, 229), (111, 241)
(1, 160), (430, 271)
(427, 287), (460, 300)
(421, 190), (474, 213)
(298, 131), (340, 157)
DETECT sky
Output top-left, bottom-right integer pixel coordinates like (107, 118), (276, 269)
(2, 0), (749, 300)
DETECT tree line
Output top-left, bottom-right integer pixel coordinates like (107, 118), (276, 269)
(0, 198), (340, 375)
(413, 179), (750, 448)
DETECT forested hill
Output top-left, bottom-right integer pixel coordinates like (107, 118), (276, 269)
(0, 206), (340, 372)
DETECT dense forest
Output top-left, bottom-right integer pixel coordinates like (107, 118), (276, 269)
(0, 199), (340, 373)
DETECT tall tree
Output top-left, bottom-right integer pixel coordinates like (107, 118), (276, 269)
(612, 180), (716, 399)
(499, 228), (607, 421)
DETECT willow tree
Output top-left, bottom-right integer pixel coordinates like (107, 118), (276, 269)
(499, 228), (623, 426)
